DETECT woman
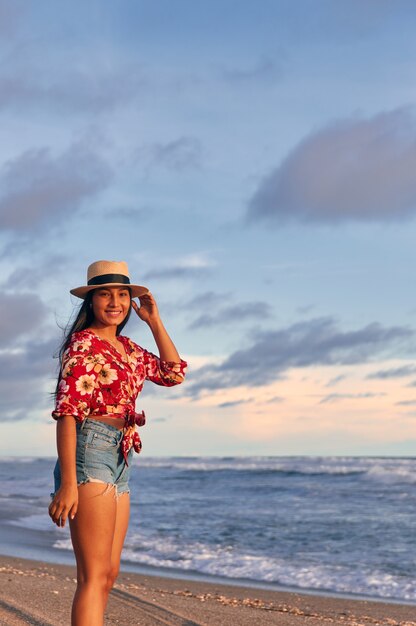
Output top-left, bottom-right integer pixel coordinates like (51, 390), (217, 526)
(48, 260), (187, 626)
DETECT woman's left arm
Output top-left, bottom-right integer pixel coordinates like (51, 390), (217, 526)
(132, 293), (181, 361)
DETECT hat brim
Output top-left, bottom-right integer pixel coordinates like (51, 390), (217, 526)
(70, 283), (149, 299)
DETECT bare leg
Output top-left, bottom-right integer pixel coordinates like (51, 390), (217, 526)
(103, 492), (130, 608)
(69, 483), (118, 626)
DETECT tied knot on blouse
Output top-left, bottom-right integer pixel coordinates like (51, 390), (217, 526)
(120, 408), (146, 464)
(52, 329), (187, 464)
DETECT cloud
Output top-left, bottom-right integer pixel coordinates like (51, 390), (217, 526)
(319, 392), (387, 404)
(326, 374), (348, 387)
(266, 396), (285, 403)
(143, 255), (214, 281)
(0, 293), (48, 347)
(4, 255), (68, 290)
(0, 63), (147, 114)
(0, 291), (56, 420)
(0, 336), (57, 421)
(189, 301), (273, 329)
(186, 317), (413, 397)
(186, 291), (232, 310)
(137, 137), (203, 171)
(247, 108), (416, 225)
(366, 364), (416, 379)
(221, 56), (283, 84)
(217, 398), (254, 408)
(296, 304), (316, 315)
(0, 142), (112, 232)
(143, 266), (210, 281)
(396, 399), (416, 406)
(185, 290), (273, 330)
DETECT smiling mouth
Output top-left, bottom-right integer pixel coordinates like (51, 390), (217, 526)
(106, 310), (122, 315)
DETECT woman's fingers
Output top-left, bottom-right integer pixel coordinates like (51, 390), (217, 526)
(48, 500), (58, 521)
(59, 509), (68, 528)
(49, 498), (78, 527)
(69, 502), (78, 520)
(139, 292), (154, 304)
(49, 501), (63, 526)
(132, 292), (160, 323)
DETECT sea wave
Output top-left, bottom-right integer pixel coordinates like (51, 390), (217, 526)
(53, 531), (416, 601)
(7, 455), (416, 482)
(129, 456), (392, 478)
(5, 455), (416, 603)
(8, 513), (59, 533)
(365, 463), (416, 485)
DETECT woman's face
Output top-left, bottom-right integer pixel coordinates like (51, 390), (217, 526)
(91, 287), (131, 328)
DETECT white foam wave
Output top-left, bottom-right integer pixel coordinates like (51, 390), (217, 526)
(131, 456), (416, 488)
(6, 455), (416, 484)
(9, 513), (62, 533)
(365, 462), (416, 485)
(120, 531), (416, 601)
(133, 456), (371, 475)
(53, 538), (72, 551)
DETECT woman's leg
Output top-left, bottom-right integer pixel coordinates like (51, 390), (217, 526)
(104, 491), (131, 607)
(69, 482), (118, 626)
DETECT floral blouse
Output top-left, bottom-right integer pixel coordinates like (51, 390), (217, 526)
(52, 329), (187, 464)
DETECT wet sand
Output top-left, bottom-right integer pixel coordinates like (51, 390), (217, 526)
(0, 554), (415, 625)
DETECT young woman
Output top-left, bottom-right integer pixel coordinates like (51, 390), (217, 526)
(48, 260), (187, 626)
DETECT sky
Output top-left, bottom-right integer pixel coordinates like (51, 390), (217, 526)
(1, 0), (416, 457)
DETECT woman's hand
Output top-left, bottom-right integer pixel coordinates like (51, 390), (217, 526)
(132, 292), (160, 325)
(132, 292), (182, 364)
(48, 484), (78, 528)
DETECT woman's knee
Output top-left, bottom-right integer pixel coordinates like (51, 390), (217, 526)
(106, 566), (119, 592)
(77, 568), (112, 593)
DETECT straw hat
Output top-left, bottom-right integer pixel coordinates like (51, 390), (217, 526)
(70, 260), (149, 299)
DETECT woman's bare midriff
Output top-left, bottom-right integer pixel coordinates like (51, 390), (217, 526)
(88, 415), (125, 430)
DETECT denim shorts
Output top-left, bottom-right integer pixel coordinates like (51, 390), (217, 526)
(50, 418), (133, 500)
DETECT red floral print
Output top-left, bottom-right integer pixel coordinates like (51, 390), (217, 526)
(52, 329), (187, 463)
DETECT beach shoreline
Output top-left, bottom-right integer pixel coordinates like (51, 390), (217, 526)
(4, 456), (416, 607)
(1, 554), (415, 626)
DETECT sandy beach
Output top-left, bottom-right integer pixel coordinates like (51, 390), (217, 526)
(0, 555), (415, 626)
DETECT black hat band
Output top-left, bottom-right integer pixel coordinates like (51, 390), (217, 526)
(88, 273), (131, 286)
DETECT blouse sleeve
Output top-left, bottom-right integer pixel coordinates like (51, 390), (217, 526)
(140, 346), (187, 387)
(52, 341), (97, 421)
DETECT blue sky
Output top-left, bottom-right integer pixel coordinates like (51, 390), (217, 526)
(1, 0), (416, 457)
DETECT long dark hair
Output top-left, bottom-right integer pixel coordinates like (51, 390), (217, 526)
(54, 288), (133, 397)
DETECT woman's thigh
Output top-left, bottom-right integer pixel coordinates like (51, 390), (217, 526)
(111, 493), (130, 573)
(69, 483), (117, 578)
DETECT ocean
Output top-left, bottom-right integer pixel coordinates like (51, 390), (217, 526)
(1, 455), (415, 603)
